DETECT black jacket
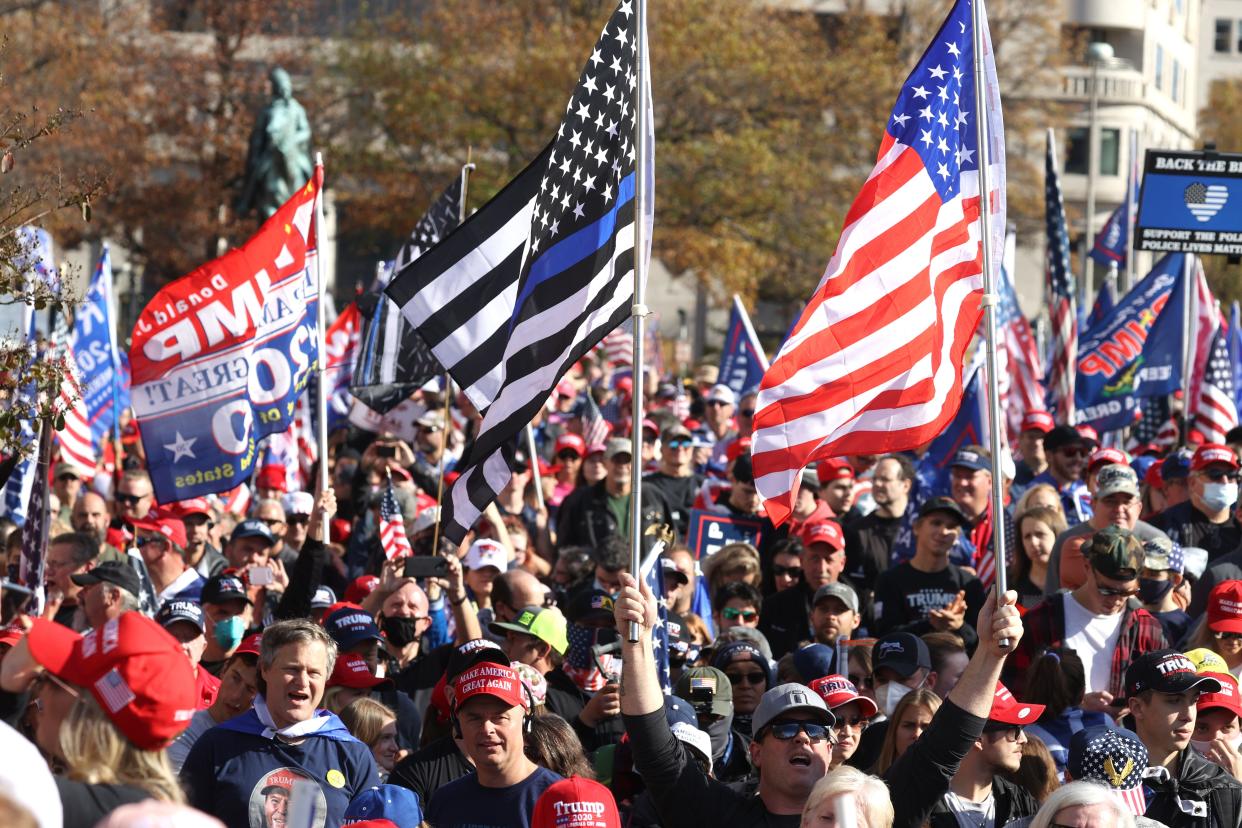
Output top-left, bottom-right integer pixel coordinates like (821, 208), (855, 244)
(555, 481), (665, 549)
(884, 697), (986, 828)
(387, 734), (473, 804)
(759, 577), (867, 661)
(544, 666), (625, 751)
(927, 775), (1039, 828)
(1144, 748), (1242, 828)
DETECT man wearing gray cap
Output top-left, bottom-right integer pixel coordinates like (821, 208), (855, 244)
(557, 437), (664, 548)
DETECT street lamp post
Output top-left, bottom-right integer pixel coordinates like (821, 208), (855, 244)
(1082, 41), (1114, 307)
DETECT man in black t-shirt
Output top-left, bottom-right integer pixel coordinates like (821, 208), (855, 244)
(643, 423), (703, 539)
(844, 454), (913, 596)
(873, 497), (985, 650)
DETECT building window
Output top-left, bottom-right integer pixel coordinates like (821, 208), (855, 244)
(1155, 44), (1164, 90)
(1066, 128), (1121, 175)
(1172, 60), (1180, 102)
(1217, 19), (1232, 52)
(1238, 19), (1242, 53)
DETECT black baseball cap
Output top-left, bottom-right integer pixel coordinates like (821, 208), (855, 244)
(917, 496), (969, 527)
(70, 561), (141, 597)
(1125, 649), (1223, 697)
(446, 638), (509, 682)
(565, 589), (616, 626)
(230, 519), (276, 545)
(1043, 425), (1086, 454)
(155, 599), (205, 633)
(202, 573), (252, 606)
(872, 632), (931, 679)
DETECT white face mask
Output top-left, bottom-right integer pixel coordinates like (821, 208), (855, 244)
(1191, 732), (1242, 759)
(1201, 482), (1238, 513)
(876, 681), (914, 717)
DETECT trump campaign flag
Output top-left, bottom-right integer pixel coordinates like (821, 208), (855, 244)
(130, 170), (323, 504)
(718, 295), (769, 398)
(70, 245), (125, 452)
(1074, 253), (1186, 431)
(752, 0), (1005, 524)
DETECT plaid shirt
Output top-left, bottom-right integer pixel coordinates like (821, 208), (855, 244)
(1005, 592), (1167, 699)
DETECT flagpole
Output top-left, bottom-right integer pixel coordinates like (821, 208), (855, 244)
(627, 0), (651, 644)
(971, 0), (1010, 635)
(313, 153), (330, 542)
(1181, 254), (1195, 446)
(1123, 129), (1138, 294)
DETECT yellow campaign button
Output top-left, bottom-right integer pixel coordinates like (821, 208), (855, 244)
(326, 769), (345, 788)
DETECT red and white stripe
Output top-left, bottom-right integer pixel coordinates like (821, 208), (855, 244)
(1047, 296), (1077, 422)
(1190, 324), (1237, 445)
(1003, 314), (1045, 445)
(380, 513), (413, 561)
(1188, 257), (1220, 410)
(601, 328), (633, 367)
(55, 354), (96, 476)
(752, 139), (995, 523)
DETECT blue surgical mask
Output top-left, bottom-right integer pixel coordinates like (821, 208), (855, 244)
(1202, 482), (1238, 513)
(214, 615), (246, 650)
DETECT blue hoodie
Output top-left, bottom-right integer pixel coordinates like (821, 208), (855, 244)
(181, 707), (379, 828)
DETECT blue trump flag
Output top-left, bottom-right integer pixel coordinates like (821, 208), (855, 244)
(717, 295), (769, 397)
(1090, 128), (1137, 269)
(71, 246), (125, 451)
(1085, 278), (1116, 335)
(1074, 253), (1186, 431)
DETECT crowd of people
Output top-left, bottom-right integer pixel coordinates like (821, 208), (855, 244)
(4, 360), (1242, 828)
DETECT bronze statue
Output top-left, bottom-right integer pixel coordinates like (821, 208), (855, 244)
(237, 67), (313, 220)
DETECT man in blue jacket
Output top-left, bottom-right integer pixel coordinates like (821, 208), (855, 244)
(181, 618), (379, 827)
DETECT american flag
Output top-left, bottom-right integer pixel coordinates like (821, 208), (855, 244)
(388, 0), (653, 545)
(581, 391), (612, 446)
(1188, 257), (1221, 415)
(1128, 394), (1177, 451)
(996, 229), (1045, 445)
(19, 423), (51, 614)
(1190, 324), (1238, 444)
(751, 0), (1006, 524)
(51, 312), (95, 477)
(602, 324), (634, 368)
(1044, 128), (1077, 422)
(379, 478), (413, 561)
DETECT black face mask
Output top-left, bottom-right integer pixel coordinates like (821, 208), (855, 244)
(382, 615), (420, 648)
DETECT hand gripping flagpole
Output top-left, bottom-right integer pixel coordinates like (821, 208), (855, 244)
(313, 153), (331, 542)
(628, 0), (651, 644)
(970, 0), (1010, 647)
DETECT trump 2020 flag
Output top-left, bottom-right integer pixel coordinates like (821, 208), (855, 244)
(718, 295), (769, 398)
(1074, 253), (1185, 430)
(130, 169), (322, 503)
(752, 0), (1005, 525)
(71, 245), (125, 452)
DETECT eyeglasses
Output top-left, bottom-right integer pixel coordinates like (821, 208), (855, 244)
(1096, 584), (1139, 598)
(761, 721), (833, 744)
(556, 451), (581, 462)
(1058, 447), (1089, 459)
(287, 515), (310, 526)
(259, 518), (285, 528)
(722, 607), (758, 622)
(832, 715), (867, 732)
(983, 724), (1026, 742)
(667, 439), (692, 449)
(1213, 630), (1242, 641)
(739, 409), (755, 417)
(727, 671), (767, 686)
(115, 492), (149, 506)
(135, 535), (165, 548)
(707, 400), (731, 408)
(772, 565), (803, 579)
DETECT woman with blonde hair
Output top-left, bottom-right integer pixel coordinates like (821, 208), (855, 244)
(1014, 484), (1066, 522)
(60, 695), (186, 805)
(339, 697), (400, 781)
(871, 688), (941, 775)
(801, 766), (894, 828)
(701, 542), (762, 601)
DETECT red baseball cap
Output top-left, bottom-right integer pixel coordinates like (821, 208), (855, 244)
(1209, 580), (1242, 634)
(800, 519), (845, 552)
(1075, 424), (1100, 446)
(1087, 447), (1128, 474)
(1144, 463), (1165, 489)
(1020, 411), (1055, 434)
(234, 633), (262, 658)
(452, 662), (528, 713)
(726, 436), (752, 463)
(808, 674), (878, 719)
(255, 465), (287, 492)
(130, 512), (188, 550)
(641, 418), (660, 435)
(989, 681), (1045, 725)
(171, 498), (211, 518)
(556, 379), (576, 398)
(344, 575), (381, 605)
(0, 627), (23, 648)
(1198, 672), (1242, 719)
(1192, 443), (1240, 472)
(531, 776), (621, 828)
(815, 458), (854, 485)
(328, 652), (393, 690)
(27, 613), (196, 750)
(554, 433), (587, 458)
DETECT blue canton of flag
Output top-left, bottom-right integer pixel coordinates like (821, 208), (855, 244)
(642, 544), (671, 693)
(71, 246), (124, 451)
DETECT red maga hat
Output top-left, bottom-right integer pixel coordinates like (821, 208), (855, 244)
(989, 681), (1045, 725)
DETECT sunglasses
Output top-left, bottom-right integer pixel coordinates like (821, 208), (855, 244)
(287, 515), (310, 526)
(115, 492), (149, 506)
(610, 455), (632, 465)
(1058, 447), (1089, 458)
(722, 607), (758, 622)
(1200, 468), (1240, 482)
(556, 451), (581, 461)
(772, 565), (803, 579)
(259, 518), (285, 527)
(135, 535), (165, 548)
(707, 400), (731, 407)
(727, 671), (767, 686)
(1213, 631), (1242, 641)
(983, 724), (1026, 742)
(761, 721), (833, 744)
(667, 439), (692, 449)
(739, 409), (755, 417)
(1096, 584), (1139, 598)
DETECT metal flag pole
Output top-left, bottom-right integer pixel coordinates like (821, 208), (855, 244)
(1123, 129), (1138, 294)
(313, 153), (331, 542)
(628, 0), (652, 643)
(971, 0), (1010, 638)
(1181, 254), (1195, 446)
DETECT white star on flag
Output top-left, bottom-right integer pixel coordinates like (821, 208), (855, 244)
(164, 432), (197, 461)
